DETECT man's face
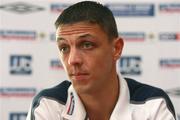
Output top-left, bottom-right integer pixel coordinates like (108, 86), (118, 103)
(56, 22), (123, 94)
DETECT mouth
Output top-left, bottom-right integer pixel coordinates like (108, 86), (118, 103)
(69, 73), (89, 81)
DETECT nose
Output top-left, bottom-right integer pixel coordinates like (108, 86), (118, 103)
(68, 48), (82, 66)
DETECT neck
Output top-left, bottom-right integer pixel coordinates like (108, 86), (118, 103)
(79, 74), (119, 120)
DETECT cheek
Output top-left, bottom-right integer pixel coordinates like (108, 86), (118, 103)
(60, 56), (68, 70)
(89, 50), (113, 70)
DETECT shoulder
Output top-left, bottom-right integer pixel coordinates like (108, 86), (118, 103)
(124, 78), (176, 118)
(28, 80), (71, 120)
(125, 78), (168, 102)
(32, 80), (71, 107)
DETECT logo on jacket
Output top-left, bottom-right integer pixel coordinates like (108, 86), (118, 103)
(67, 92), (75, 115)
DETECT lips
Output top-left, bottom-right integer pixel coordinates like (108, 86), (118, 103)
(70, 73), (89, 81)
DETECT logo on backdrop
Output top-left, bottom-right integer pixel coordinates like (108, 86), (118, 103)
(10, 55), (32, 75)
(159, 33), (180, 41)
(50, 59), (64, 70)
(166, 88), (180, 97)
(49, 32), (56, 41)
(159, 58), (180, 68)
(105, 3), (154, 16)
(0, 2), (44, 14)
(0, 87), (36, 97)
(50, 3), (70, 13)
(9, 112), (27, 120)
(159, 3), (180, 13)
(119, 32), (145, 42)
(0, 30), (36, 41)
(119, 56), (142, 75)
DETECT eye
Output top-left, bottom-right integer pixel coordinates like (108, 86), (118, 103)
(59, 45), (70, 54)
(81, 41), (94, 49)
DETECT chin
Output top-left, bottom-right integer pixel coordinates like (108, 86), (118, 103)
(73, 83), (92, 94)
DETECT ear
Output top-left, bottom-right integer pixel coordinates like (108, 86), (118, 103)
(113, 37), (124, 60)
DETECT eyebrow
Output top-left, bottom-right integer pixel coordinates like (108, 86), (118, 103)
(56, 37), (65, 42)
(56, 34), (96, 42)
(78, 34), (95, 40)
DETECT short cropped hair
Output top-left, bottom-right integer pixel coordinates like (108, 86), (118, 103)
(54, 1), (118, 40)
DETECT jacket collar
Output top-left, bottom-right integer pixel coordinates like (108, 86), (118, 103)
(62, 85), (87, 120)
(110, 74), (130, 119)
(62, 74), (130, 120)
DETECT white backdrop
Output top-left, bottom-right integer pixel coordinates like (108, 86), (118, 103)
(0, 0), (180, 120)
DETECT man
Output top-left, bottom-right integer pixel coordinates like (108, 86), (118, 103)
(26, 1), (176, 120)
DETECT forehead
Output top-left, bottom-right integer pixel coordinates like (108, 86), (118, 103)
(56, 22), (104, 37)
